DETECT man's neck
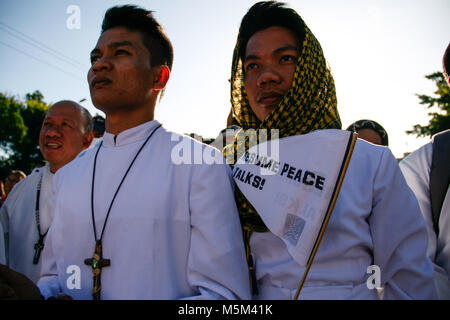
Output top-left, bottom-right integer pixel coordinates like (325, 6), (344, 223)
(49, 163), (59, 174)
(105, 108), (155, 136)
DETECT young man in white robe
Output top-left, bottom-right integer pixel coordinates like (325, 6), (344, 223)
(400, 131), (450, 299)
(31, 5), (250, 300)
(399, 44), (450, 299)
(224, 1), (436, 299)
(0, 101), (94, 283)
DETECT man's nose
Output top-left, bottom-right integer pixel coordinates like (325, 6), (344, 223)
(45, 125), (62, 137)
(257, 68), (281, 87)
(91, 57), (112, 73)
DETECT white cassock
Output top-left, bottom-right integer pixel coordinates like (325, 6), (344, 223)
(0, 163), (54, 282)
(248, 139), (436, 299)
(37, 120), (251, 300)
(400, 142), (450, 299)
(87, 137), (103, 150)
(0, 223), (5, 265)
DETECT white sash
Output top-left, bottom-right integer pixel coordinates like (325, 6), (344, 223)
(233, 129), (356, 267)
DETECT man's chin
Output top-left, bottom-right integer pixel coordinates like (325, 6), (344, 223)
(253, 105), (277, 121)
(92, 97), (118, 113)
(42, 152), (63, 164)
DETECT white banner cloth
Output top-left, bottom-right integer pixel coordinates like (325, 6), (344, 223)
(233, 129), (353, 267)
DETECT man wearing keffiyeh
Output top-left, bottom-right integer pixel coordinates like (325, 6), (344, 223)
(225, 1), (436, 299)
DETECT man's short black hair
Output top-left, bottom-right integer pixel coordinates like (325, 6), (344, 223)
(101, 5), (173, 71)
(238, 1), (306, 61)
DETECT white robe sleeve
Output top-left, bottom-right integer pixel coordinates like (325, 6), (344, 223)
(0, 178), (28, 267)
(0, 201), (9, 265)
(370, 148), (436, 299)
(0, 221), (5, 265)
(399, 143), (436, 261)
(184, 156), (251, 300)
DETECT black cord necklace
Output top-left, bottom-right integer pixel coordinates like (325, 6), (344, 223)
(84, 123), (161, 300)
(33, 170), (48, 265)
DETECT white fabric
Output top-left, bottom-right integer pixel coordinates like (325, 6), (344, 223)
(400, 142), (450, 299)
(0, 163), (54, 283)
(37, 120), (251, 300)
(249, 139), (436, 300)
(0, 222), (5, 265)
(86, 137), (103, 150)
(234, 130), (354, 267)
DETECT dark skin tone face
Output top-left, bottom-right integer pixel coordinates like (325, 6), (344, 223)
(0, 27), (173, 302)
(88, 27), (170, 136)
(39, 102), (93, 173)
(356, 128), (383, 146)
(244, 26), (300, 122)
(4, 173), (24, 195)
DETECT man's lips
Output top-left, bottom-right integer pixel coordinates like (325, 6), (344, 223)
(44, 142), (62, 149)
(258, 92), (284, 105)
(91, 78), (112, 89)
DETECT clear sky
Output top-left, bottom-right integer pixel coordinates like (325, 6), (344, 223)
(0, 0), (449, 158)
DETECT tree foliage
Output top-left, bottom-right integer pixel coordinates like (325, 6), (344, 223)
(407, 72), (450, 138)
(0, 91), (50, 178)
(0, 94), (27, 156)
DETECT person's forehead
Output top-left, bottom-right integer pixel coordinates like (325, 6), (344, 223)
(94, 26), (146, 51)
(357, 127), (379, 134)
(246, 26), (299, 55)
(8, 174), (21, 180)
(44, 104), (81, 122)
(357, 128), (382, 139)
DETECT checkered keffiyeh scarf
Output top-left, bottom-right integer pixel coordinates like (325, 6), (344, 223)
(224, 20), (342, 233)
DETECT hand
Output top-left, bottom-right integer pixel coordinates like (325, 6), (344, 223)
(56, 293), (73, 300)
(0, 264), (43, 300)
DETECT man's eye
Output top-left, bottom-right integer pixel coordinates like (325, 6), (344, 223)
(90, 55), (100, 64)
(280, 55), (296, 63)
(245, 63), (258, 71)
(115, 49), (129, 55)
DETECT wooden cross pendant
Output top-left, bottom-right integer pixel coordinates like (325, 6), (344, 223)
(33, 234), (45, 265)
(84, 240), (110, 300)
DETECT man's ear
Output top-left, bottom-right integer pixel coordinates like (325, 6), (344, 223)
(152, 65), (170, 91)
(83, 132), (94, 149)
